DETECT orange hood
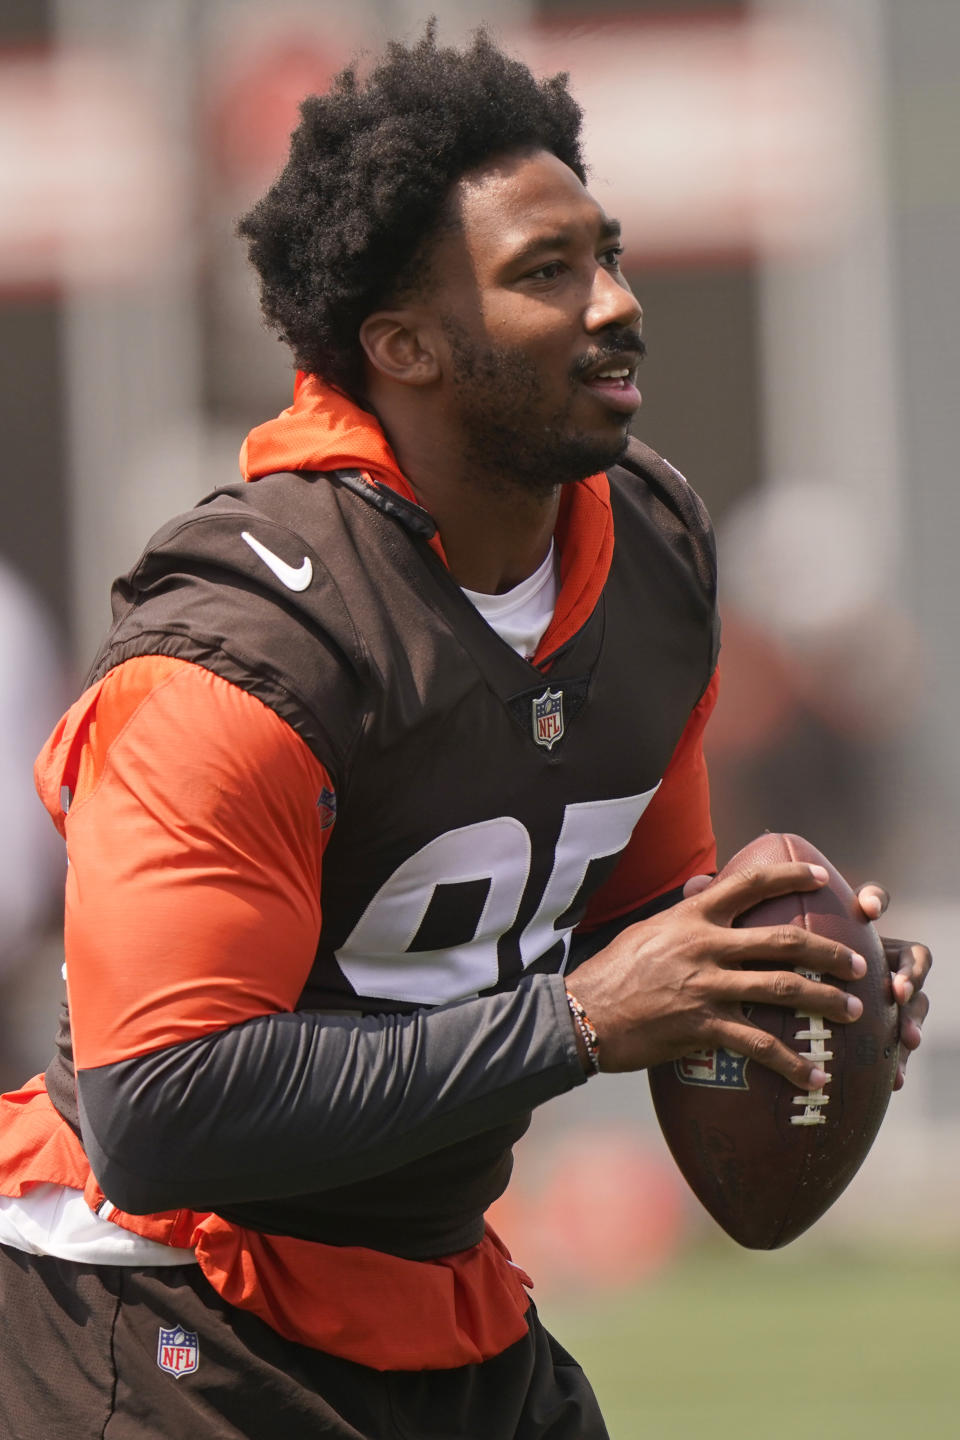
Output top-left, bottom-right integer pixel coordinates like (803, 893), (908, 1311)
(240, 373), (419, 502)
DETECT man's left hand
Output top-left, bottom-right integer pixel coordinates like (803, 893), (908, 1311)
(856, 884), (931, 1090)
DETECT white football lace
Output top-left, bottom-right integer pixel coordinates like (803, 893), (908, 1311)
(791, 987), (833, 1125)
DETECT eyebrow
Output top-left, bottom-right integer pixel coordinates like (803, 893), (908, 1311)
(509, 217), (623, 270)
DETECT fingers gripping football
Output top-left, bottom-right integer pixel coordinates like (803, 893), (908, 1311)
(881, 936), (932, 1087)
(566, 859), (865, 1086)
(852, 883), (932, 1088)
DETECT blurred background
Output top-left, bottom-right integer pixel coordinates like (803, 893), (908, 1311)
(1, 0), (957, 1433)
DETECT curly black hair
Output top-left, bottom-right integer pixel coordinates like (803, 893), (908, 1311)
(237, 22), (585, 398)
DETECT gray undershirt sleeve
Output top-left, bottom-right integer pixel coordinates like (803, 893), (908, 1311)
(76, 972), (584, 1216)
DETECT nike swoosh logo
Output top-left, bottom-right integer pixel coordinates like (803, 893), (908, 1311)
(240, 531), (313, 592)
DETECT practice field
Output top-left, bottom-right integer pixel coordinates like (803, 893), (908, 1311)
(545, 1246), (959, 1439)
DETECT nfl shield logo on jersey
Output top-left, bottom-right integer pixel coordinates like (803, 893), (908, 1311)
(532, 688), (564, 750)
(157, 1325), (200, 1379)
(316, 784), (337, 830)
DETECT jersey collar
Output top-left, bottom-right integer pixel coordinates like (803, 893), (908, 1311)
(239, 372), (615, 665)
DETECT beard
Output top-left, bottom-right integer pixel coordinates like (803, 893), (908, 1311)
(442, 319), (637, 500)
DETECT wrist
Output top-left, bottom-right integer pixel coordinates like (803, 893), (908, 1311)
(565, 987), (600, 1076)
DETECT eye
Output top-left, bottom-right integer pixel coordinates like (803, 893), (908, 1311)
(600, 245), (624, 270)
(527, 260), (565, 282)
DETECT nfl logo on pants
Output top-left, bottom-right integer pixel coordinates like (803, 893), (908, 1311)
(157, 1325), (200, 1378)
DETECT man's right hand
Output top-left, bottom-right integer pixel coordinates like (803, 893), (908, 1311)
(565, 861), (867, 1089)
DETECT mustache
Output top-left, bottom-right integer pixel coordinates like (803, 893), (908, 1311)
(571, 332), (646, 380)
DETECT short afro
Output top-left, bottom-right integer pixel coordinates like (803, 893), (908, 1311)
(237, 23), (585, 398)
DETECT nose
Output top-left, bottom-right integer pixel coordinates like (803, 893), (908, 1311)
(584, 266), (642, 334)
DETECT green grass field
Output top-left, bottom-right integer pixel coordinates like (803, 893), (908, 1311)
(544, 1245), (960, 1439)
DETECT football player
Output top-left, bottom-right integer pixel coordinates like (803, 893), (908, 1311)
(0, 24), (929, 1439)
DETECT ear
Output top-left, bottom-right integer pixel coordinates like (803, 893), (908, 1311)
(359, 311), (440, 387)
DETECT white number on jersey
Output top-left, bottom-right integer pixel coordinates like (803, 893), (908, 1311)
(335, 786), (659, 1004)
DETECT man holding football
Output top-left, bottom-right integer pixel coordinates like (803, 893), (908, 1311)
(0, 25), (929, 1439)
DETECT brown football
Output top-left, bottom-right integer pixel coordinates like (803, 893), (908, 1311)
(648, 832), (899, 1248)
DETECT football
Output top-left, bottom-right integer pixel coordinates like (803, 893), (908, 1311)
(648, 832), (899, 1248)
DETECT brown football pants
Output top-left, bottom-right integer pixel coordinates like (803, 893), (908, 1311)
(0, 1244), (609, 1439)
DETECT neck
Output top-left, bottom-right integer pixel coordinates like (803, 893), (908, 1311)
(369, 387), (561, 594)
(427, 482), (559, 594)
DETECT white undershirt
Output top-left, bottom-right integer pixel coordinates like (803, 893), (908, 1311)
(461, 541), (559, 660)
(0, 1183), (195, 1265)
(0, 546), (562, 1266)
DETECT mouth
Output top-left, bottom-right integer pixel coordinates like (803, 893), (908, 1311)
(578, 360), (643, 415)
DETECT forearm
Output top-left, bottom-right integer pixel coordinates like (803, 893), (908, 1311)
(77, 972), (584, 1215)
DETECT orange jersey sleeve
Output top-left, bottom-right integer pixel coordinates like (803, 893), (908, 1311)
(579, 667), (719, 928)
(36, 655), (333, 1069)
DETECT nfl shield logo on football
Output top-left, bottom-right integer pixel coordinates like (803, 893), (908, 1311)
(532, 688), (564, 749)
(157, 1324), (200, 1379)
(675, 1046), (749, 1089)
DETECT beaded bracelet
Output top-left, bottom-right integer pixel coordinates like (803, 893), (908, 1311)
(565, 988), (601, 1075)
